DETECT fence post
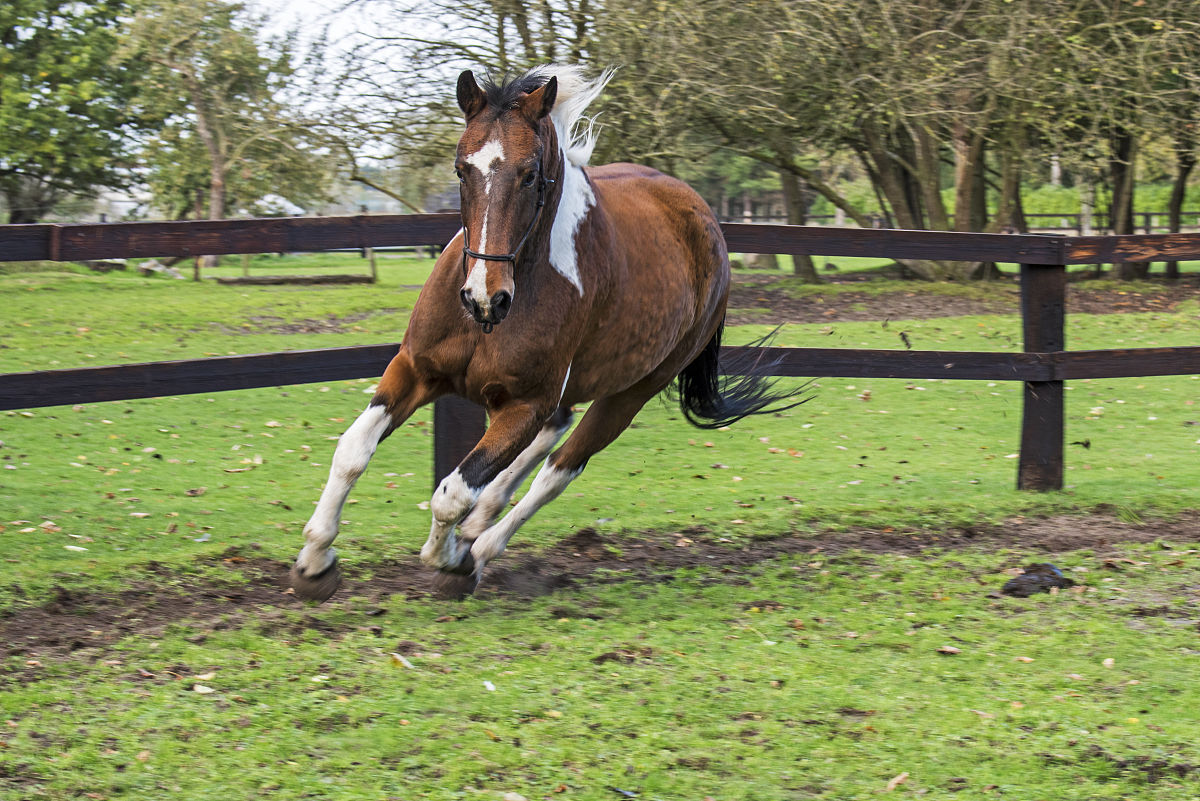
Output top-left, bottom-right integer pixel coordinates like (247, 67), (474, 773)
(432, 396), (488, 490)
(1017, 263), (1066, 490)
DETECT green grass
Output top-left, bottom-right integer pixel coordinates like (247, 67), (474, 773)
(3, 261), (1200, 800)
(5, 544), (1200, 799)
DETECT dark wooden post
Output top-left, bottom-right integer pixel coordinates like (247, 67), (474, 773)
(432, 396), (487, 490)
(1017, 263), (1067, 490)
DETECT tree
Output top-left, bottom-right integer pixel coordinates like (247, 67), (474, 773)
(0, 0), (150, 223)
(124, 0), (334, 223)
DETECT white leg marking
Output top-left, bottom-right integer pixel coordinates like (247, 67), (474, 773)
(548, 163), (592, 295)
(420, 468), (482, 569)
(471, 461), (583, 567)
(460, 417), (571, 539)
(297, 404), (391, 575)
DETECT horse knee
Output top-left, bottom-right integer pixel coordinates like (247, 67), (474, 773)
(331, 404), (391, 477)
(431, 468), (480, 524)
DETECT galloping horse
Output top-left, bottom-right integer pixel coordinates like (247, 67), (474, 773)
(291, 65), (799, 601)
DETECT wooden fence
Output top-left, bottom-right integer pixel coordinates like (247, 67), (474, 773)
(3, 213), (1200, 492)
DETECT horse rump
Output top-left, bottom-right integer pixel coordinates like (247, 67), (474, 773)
(670, 323), (811, 430)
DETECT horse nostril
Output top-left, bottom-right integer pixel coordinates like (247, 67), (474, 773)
(460, 288), (475, 314)
(491, 290), (512, 320)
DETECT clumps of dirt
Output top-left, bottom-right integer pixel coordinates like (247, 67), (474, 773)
(1043, 744), (1197, 784)
(3, 511), (1199, 665)
(1000, 563), (1076, 597)
(591, 645), (654, 665)
(726, 285), (1015, 325)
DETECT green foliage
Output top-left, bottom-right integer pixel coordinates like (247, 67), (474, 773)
(0, 0), (150, 223)
(123, 0), (334, 218)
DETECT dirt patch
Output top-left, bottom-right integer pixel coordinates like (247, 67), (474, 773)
(212, 310), (399, 335)
(4, 511), (1198, 664)
(725, 275), (1200, 326)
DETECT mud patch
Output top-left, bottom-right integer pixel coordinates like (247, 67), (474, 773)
(725, 277), (1200, 326)
(212, 310), (399, 335)
(3, 511), (1198, 664)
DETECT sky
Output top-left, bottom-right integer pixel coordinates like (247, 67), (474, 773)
(247, 0), (379, 48)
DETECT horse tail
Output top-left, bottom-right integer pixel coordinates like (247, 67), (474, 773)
(672, 321), (811, 430)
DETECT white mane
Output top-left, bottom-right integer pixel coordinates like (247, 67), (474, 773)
(525, 64), (614, 167)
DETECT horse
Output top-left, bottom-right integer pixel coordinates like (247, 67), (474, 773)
(290, 65), (801, 601)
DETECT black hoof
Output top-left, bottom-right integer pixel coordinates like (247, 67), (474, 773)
(290, 558), (342, 603)
(431, 542), (480, 600)
(431, 569), (481, 600)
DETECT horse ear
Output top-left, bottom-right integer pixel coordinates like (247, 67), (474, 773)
(457, 70), (487, 120)
(519, 76), (557, 123)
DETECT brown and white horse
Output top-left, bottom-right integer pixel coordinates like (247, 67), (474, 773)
(291, 65), (799, 601)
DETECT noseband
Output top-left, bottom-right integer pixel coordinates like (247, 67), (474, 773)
(461, 166), (555, 333)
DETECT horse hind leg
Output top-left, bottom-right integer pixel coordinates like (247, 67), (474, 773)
(420, 400), (550, 596)
(459, 406), (573, 541)
(469, 390), (652, 572)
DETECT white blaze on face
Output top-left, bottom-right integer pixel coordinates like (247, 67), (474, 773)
(463, 138), (506, 304)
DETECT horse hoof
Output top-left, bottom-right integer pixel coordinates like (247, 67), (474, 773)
(290, 559), (342, 603)
(431, 569), (480, 600)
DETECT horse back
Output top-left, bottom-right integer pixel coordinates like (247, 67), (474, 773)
(561, 163), (730, 397)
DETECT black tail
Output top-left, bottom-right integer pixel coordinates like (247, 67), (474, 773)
(672, 322), (811, 430)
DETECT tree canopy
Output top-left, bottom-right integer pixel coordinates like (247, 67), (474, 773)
(0, 0), (148, 223)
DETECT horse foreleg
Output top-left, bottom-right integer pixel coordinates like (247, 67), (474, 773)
(459, 406), (573, 541)
(292, 350), (434, 601)
(420, 401), (547, 581)
(470, 391), (649, 570)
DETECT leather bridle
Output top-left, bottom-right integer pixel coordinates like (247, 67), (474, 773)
(461, 167), (555, 278)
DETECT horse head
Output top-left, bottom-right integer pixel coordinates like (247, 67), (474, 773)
(454, 69), (562, 332)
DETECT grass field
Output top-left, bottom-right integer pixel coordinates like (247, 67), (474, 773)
(2, 255), (1200, 800)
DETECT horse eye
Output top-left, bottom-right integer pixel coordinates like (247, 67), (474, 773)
(455, 168), (465, 182)
(521, 172), (536, 188)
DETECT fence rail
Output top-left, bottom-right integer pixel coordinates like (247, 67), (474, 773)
(3, 213), (1200, 492)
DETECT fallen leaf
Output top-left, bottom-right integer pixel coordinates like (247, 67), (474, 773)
(937, 646), (961, 655)
(886, 772), (909, 791)
(192, 684), (215, 694)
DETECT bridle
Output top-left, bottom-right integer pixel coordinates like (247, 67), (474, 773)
(460, 163), (555, 333)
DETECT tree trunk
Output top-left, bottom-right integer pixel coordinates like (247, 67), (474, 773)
(780, 169), (820, 283)
(185, 73), (227, 269)
(912, 125), (950, 231)
(860, 124), (920, 230)
(1165, 140), (1195, 280)
(856, 128), (945, 280)
(1110, 130), (1146, 280)
(2, 176), (62, 224)
(952, 121), (986, 233)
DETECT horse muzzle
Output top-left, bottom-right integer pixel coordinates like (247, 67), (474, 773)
(460, 287), (512, 331)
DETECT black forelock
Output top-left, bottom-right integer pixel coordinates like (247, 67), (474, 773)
(479, 71), (551, 112)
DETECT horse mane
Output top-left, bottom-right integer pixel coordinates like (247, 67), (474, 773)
(480, 65), (614, 167)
